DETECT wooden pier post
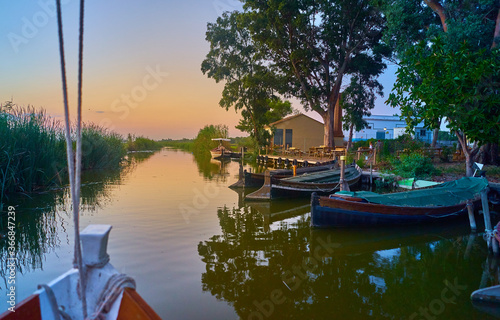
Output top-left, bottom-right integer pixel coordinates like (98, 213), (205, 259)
(481, 187), (499, 254)
(466, 200), (476, 231)
(339, 155), (349, 191)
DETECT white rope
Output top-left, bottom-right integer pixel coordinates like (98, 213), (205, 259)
(55, 0), (87, 317)
(88, 274), (137, 320)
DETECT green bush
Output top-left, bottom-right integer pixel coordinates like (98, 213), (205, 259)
(387, 153), (440, 179)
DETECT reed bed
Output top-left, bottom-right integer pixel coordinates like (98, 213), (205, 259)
(0, 106), (127, 201)
(126, 135), (163, 151)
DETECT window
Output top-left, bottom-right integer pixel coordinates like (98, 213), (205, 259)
(274, 129), (283, 146)
(420, 129), (426, 137)
(285, 129), (293, 148)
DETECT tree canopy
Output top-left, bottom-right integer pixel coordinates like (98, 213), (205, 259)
(383, 0), (500, 175)
(203, 1), (392, 147)
(201, 11), (292, 148)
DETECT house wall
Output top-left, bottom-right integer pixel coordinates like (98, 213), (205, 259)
(271, 115), (324, 151)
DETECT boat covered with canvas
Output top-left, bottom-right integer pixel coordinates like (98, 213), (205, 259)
(311, 177), (489, 227)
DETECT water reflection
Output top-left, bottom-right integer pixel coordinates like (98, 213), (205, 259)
(191, 149), (232, 181)
(0, 151), (157, 288)
(199, 201), (497, 319)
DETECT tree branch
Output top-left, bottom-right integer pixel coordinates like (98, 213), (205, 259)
(423, 0), (448, 32)
(492, 8), (500, 49)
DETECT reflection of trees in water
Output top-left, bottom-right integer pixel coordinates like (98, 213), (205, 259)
(192, 151), (230, 181)
(199, 207), (493, 319)
(0, 151), (157, 288)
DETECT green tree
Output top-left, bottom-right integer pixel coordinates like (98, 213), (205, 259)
(341, 74), (383, 151)
(201, 12), (292, 149)
(383, 0), (500, 175)
(388, 38), (500, 176)
(239, 0), (391, 147)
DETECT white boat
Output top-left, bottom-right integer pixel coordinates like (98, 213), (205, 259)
(0, 225), (161, 320)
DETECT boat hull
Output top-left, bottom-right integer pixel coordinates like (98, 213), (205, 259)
(311, 193), (475, 227)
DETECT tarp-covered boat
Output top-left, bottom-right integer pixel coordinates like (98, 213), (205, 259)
(311, 177), (489, 227)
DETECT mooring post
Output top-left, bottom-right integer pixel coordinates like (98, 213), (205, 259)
(339, 155), (349, 191)
(370, 163), (373, 186)
(481, 187), (499, 254)
(466, 200), (476, 231)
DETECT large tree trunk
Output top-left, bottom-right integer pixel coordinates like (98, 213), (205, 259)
(456, 131), (480, 177)
(347, 124), (354, 151)
(431, 127), (439, 148)
(322, 108), (336, 148)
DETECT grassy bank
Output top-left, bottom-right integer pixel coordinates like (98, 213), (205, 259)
(0, 106), (127, 201)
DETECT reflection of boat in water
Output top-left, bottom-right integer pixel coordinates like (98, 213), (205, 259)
(210, 138), (232, 159)
(246, 199), (310, 230)
(246, 165), (361, 200)
(311, 177), (489, 227)
(309, 220), (473, 256)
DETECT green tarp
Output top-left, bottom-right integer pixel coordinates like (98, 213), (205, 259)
(335, 177), (489, 207)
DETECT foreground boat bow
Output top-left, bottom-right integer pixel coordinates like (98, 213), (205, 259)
(0, 225), (160, 320)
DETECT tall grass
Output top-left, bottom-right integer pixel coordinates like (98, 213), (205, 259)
(162, 139), (195, 152)
(0, 106), (66, 197)
(126, 134), (163, 152)
(81, 123), (127, 170)
(0, 105), (127, 201)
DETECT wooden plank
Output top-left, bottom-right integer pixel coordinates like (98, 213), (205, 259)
(117, 288), (161, 320)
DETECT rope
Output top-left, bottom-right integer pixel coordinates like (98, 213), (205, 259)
(55, 0), (87, 318)
(37, 284), (73, 320)
(88, 274), (137, 320)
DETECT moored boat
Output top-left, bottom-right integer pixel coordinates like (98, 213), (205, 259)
(237, 161), (337, 188)
(311, 177), (489, 227)
(246, 165), (362, 200)
(210, 138), (232, 159)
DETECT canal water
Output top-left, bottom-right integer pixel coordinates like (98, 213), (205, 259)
(1, 148), (498, 319)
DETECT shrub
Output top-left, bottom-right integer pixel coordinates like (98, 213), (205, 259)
(387, 153), (440, 179)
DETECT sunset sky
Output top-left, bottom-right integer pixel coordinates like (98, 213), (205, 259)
(0, 0), (397, 140)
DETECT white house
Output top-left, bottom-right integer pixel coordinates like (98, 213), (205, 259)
(344, 115), (434, 142)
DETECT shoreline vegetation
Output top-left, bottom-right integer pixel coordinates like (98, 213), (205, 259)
(0, 105), (162, 202)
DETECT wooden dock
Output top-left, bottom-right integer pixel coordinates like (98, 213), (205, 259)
(255, 154), (333, 168)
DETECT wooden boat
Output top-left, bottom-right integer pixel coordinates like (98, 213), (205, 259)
(0, 225), (161, 320)
(237, 161), (337, 188)
(311, 177), (489, 227)
(246, 165), (362, 200)
(210, 138), (232, 159)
